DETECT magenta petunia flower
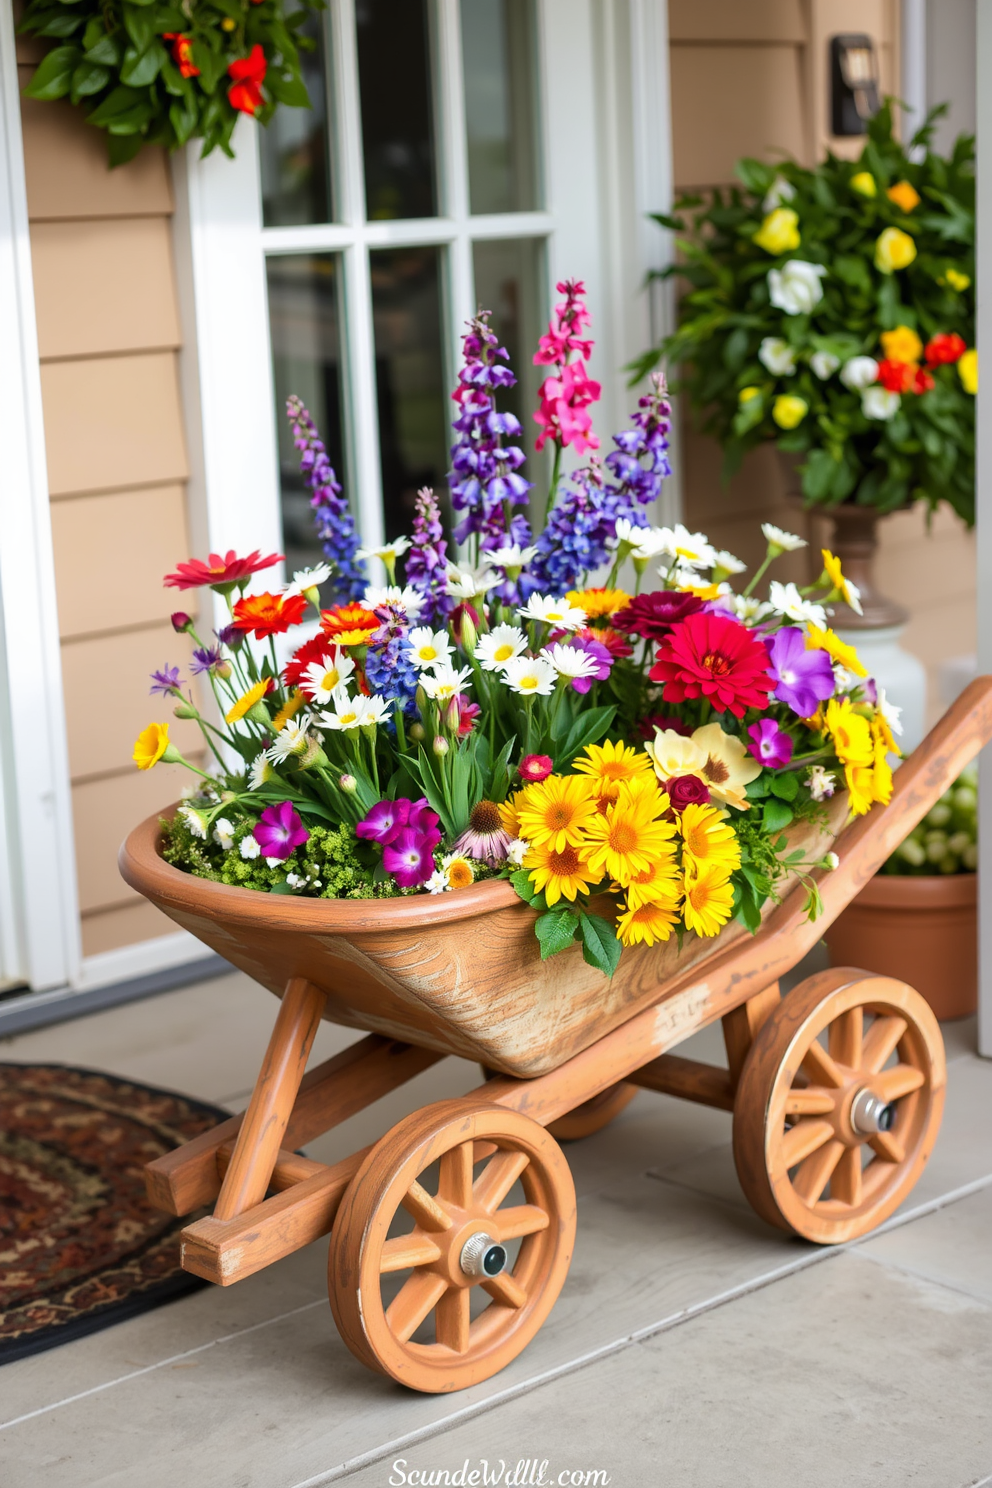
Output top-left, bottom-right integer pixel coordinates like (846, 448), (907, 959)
(356, 798), (411, 846)
(747, 719), (795, 769)
(406, 799), (442, 851)
(764, 627), (835, 718)
(383, 828), (438, 888)
(253, 801), (310, 861)
(563, 631), (613, 693)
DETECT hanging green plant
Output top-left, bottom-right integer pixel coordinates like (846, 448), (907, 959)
(18, 0), (324, 166)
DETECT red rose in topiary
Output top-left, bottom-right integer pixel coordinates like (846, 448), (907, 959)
(649, 611), (775, 718)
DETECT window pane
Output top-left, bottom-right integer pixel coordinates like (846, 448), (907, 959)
(370, 247), (448, 539)
(265, 255), (348, 581)
(461, 0), (539, 214)
(356, 0), (437, 221)
(259, 15), (332, 227)
(472, 237), (545, 474)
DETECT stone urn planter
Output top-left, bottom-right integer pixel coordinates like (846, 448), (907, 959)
(824, 873), (977, 1021)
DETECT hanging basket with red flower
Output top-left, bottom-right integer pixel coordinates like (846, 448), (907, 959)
(18, 0), (323, 165)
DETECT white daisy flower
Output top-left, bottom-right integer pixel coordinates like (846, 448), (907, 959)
(474, 624), (527, 671)
(540, 643), (601, 682)
(420, 663), (473, 702)
(517, 594), (587, 630)
(315, 688), (368, 730)
(446, 562), (497, 601)
(664, 524), (719, 570)
(248, 753), (275, 790)
(726, 594), (774, 623)
(506, 837), (530, 867)
(239, 834), (261, 859)
(833, 665), (857, 694)
(212, 817), (236, 850)
(301, 652), (355, 703)
(500, 655), (558, 697)
(356, 536), (411, 563)
(178, 804), (209, 840)
(405, 626), (454, 670)
(425, 867), (450, 894)
(362, 583), (423, 619)
(806, 766), (837, 801)
(283, 562), (332, 598)
(359, 694), (392, 727)
(876, 688), (904, 737)
(761, 523), (807, 553)
(841, 577), (864, 616)
(713, 550), (746, 574)
(612, 516), (651, 549)
(768, 580), (828, 628)
(265, 716), (314, 761)
(487, 542), (537, 572)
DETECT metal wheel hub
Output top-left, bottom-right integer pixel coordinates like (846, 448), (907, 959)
(459, 1230), (507, 1279)
(850, 1086), (896, 1136)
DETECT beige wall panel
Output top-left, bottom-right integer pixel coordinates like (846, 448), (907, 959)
(20, 94), (172, 221)
(681, 433), (813, 584)
(32, 218), (180, 361)
(668, 0), (805, 44)
(62, 627), (201, 781)
(671, 44), (808, 188)
(73, 762), (196, 915)
(81, 899), (181, 958)
(806, 0), (900, 161)
(42, 352), (188, 497)
(51, 485), (189, 639)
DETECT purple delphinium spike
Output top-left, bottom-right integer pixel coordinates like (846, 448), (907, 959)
(364, 602), (420, 718)
(747, 718), (795, 769)
(406, 486), (450, 625)
(765, 627), (836, 718)
(604, 372), (673, 507)
(149, 665), (182, 696)
(285, 395), (366, 603)
(448, 312), (532, 551)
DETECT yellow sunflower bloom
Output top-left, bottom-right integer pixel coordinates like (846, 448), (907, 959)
(825, 697), (873, 767)
(573, 740), (654, 803)
(682, 864), (736, 937)
(805, 625), (867, 678)
(616, 895), (682, 947)
(132, 722), (172, 771)
(523, 841), (599, 906)
(226, 678), (271, 725)
(583, 796), (678, 888)
(618, 852), (682, 910)
(272, 689), (305, 732)
(565, 587), (630, 619)
(678, 803), (741, 878)
(515, 774), (598, 852)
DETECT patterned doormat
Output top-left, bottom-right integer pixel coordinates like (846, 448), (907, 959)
(0, 1062), (229, 1365)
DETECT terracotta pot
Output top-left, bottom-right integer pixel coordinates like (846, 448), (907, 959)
(824, 872), (977, 1021)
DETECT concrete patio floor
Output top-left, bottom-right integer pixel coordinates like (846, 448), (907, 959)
(2, 963), (991, 1488)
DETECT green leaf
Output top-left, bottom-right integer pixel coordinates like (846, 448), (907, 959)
(509, 868), (540, 905)
(534, 908), (580, 960)
(265, 72), (310, 108)
(769, 770), (799, 801)
(578, 910), (622, 978)
(85, 32), (122, 65)
(120, 41), (165, 87)
(24, 46), (81, 100)
(70, 60), (110, 101)
(558, 705), (616, 765)
(86, 83), (141, 123)
(762, 798), (794, 833)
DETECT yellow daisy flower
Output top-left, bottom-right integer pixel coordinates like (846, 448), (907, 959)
(617, 852), (682, 910)
(872, 709), (901, 759)
(515, 774), (598, 852)
(133, 722), (171, 771)
(583, 796), (678, 888)
(272, 690), (305, 732)
(226, 678), (270, 725)
(523, 840), (599, 906)
(871, 718), (895, 805)
(825, 697), (873, 767)
(846, 762), (876, 817)
(821, 549), (860, 610)
(573, 740), (654, 802)
(566, 587), (630, 619)
(682, 864), (735, 938)
(805, 625), (867, 678)
(616, 895), (681, 947)
(678, 803), (741, 878)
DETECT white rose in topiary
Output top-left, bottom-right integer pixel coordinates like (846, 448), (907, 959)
(840, 355), (879, 390)
(767, 260), (827, 315)
(758, 337), (797, 375)
(862, 386), (901, 421)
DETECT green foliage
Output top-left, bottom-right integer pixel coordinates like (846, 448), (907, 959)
(634, 103), (975, 522)
(534, 907), (580, 959)
(18, 0), (323, 164)
(883, 762), (978, 874)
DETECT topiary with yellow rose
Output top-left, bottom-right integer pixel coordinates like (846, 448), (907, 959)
(634, 102), (975, 523)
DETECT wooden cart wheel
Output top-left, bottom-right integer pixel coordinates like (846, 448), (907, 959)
(480, 1066), (636, 1141)
(328, 1099), (575, 1392)
(733, 967), (945, 1244)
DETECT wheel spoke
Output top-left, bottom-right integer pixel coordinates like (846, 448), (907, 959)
(801, 1040), (845, 1089)
(869, 1130), (906, 1164)
(874, 1063), (925, 1102)
(439, 1142), (474, 1209)
(435, 1286), (471, 1353)
(379, 1232), (443, 1274)
(386, 1271), (449, 1343)
(785, 1087), (836, 1117)
(482, 1270), (527, 1309)
(474, 1149), (530, 1213)
(401, 1180), (453, 1232)
(831, 1145), (863, 1208)
(493, 1204), (549, 1240)
(862, 1016), (908, 1074)
(793, 1139), (845, 1204)
(829, 1007), (863, 1070)
(780, 1118), (835, 1171)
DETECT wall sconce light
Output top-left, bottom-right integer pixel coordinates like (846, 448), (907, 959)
(830, 34), (880, 136)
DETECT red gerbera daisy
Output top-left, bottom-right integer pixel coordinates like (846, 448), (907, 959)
(232, 591), (308, 639)
(649, 611), (775, 718)
(283, 634), (335, 690)
(319, 602), (380, 645)
(163, 549), (282, 591)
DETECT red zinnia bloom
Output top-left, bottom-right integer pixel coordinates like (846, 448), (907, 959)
(228, 44), (267, 116)
(925, 332), (966, 367)
(232, 591), (308, 639)
(613, 590), (704, 642)
(164, 549), (282, 591)
(649, 611), (775, 719)
(163, 33), (199, 78)
(876, 358), (918, 394)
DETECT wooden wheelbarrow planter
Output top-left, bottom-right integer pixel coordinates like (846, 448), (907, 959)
(120, 679), (992, 1394)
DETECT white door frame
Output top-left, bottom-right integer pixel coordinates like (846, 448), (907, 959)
(0, 4), (81, 993)
(975, 0), (991, 1057)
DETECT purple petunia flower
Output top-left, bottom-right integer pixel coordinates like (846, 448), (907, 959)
(383, 828), (438, 889)
(149, 664), (182, 696)
(747, 719), (795, 769)
(253, 801), (310, 861)
(764, 627), (835, 717)
(355, 798), (411, 846)
(562, 631), (613, 693)
(190, 644), (223, 676)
